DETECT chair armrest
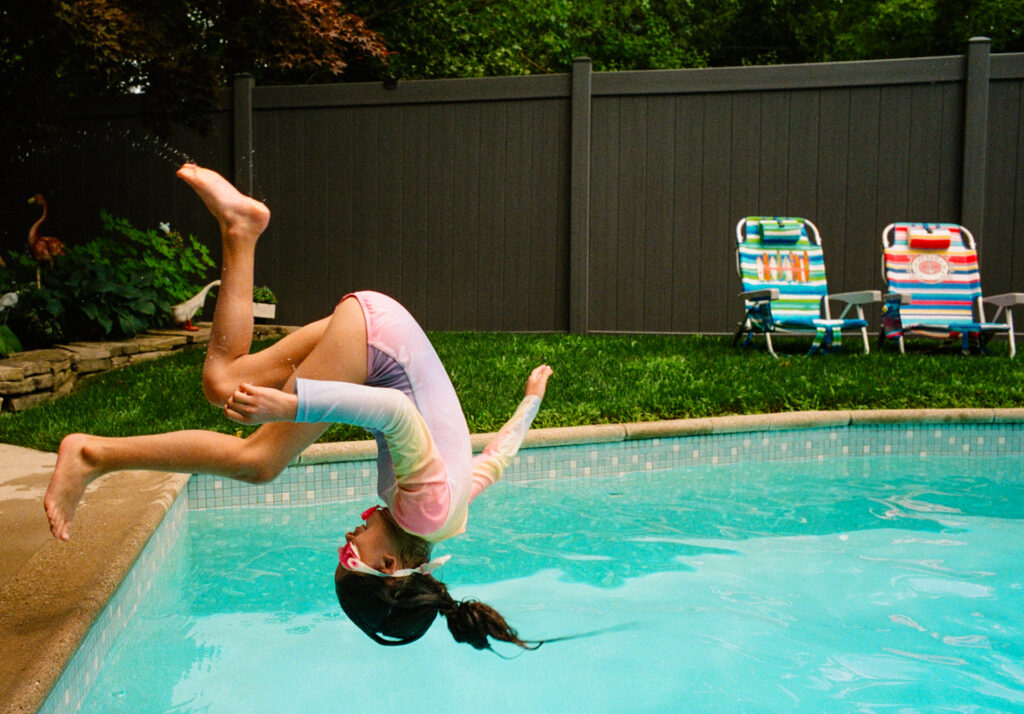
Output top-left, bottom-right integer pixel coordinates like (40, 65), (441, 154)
(828, 290), (881, 305)
(884, 292), (912, 304)
(740, 289), (779, 301)
(982, 292), (1024, 308)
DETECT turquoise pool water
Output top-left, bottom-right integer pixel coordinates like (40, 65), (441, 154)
(76, 454), (1024, 712)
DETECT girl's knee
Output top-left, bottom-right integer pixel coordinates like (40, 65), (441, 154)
(233, 448), (282, 484)
(245, 462), (281, 484)
(202, 368), (235, 408)
(234, 439), (289, 484)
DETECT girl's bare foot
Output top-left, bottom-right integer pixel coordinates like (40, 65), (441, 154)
(44, 434), (102, 541)
(224, 383), (299, 425)
(176, 164), (270, 245)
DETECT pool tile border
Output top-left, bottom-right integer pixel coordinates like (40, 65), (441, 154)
(39, 494), (189, 714)
(187, 408), (1024, 510)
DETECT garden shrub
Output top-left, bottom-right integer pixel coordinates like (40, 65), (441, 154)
(0, 213), (215, 348)
(252, 285), (277, 304)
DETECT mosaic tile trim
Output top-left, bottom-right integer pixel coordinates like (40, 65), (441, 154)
(39, 493), (189, 714)
(187, 422), (1024, 509)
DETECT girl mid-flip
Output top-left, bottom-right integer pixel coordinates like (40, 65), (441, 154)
(44, 164), (551, 650)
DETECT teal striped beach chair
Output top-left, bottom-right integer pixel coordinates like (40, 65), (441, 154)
(880, 222), (1024, 356)
(734, 217), (878, 357)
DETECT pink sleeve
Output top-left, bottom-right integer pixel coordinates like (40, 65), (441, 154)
(296, 378), (451, 534)
(470, 395), (541, 501)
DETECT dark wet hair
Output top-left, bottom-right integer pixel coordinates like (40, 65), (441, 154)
(335, 571), (540, 650)
(379, 514), (432, 568)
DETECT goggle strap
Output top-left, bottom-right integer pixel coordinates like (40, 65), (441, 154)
(339, 543), (451, 578)
(390, 554), (451, 578)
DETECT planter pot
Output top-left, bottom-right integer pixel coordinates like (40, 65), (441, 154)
(253, 302), (276, 320)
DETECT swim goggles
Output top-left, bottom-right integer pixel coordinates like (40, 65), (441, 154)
(337, 505), (451, 578)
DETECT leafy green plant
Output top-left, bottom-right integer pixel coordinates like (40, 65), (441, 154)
(59, 251), (161, 337)
(0, 291), (22, 356)
(80, 213), (215, 305)
(0, 326), (20, 356)
(3, 250), (159, 342)
(252, 285), (277, 304)
(0, 253), (63, 347)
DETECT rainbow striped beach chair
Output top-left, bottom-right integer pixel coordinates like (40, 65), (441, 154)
(880, 222), (1024, 356)
(735, 217), (878, 357)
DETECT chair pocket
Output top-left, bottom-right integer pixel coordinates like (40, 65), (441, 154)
(758, 218), (803, 245)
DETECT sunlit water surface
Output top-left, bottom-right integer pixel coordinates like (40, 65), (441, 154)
(80, 455), (1024, 713)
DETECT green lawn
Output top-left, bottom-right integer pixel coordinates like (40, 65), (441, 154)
(2, 333), (1023, 453)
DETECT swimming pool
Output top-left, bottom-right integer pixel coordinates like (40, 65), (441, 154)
(43, 422), (1024, 712)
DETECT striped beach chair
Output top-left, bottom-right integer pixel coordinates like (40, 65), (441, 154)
(880, 222), (1024, 356)
(734, 217), (878, 357)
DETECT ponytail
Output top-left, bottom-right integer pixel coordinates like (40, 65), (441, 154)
(335, 570), (540, 651)
(435, 584), (539, 651)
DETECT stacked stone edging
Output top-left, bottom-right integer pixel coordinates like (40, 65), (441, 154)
(0, 323), (293, 412)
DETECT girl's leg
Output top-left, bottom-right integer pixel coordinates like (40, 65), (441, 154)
(175, 164), (334, 405)
(44, 295), (370, 541)
(44, 424), (327, 541)
(46, 166), (374, 541)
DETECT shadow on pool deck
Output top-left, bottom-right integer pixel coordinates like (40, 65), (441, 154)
(3, 407), (1024, 712)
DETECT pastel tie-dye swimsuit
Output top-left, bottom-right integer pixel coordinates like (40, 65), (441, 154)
(294, 291), (541, 543)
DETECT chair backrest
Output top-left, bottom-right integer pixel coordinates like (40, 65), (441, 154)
(736, 216), (827, 321)
(882, 222), (981, 324)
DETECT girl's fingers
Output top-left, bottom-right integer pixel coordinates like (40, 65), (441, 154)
(227, 395), (258, 417)
(224, 407), (248, 424)
(231, 388), (257, 405)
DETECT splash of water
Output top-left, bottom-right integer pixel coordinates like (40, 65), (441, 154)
(10, 123), (195, 167)
(104, 125), (196, 166)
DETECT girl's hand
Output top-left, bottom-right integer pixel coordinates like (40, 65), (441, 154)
(225, 383), (299, 425)
(524, 364), (553, 400)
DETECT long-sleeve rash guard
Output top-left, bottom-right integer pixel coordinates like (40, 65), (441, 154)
(295, 377), (541, 542)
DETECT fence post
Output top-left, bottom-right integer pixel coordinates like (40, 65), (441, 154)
(233, 73), (255, 196)
(570, 57), (593, 334)
(961, 37), (990, 239)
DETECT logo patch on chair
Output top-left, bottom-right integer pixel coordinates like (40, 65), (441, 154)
(909, 253), (950, 283)
(755, 251), (810, 282)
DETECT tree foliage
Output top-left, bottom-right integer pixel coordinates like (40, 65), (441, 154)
(345, 0), (710, 78)
(0, 1), (387, 140)
(1, 0), (1020, 139)
(348, 0), (1023, 81)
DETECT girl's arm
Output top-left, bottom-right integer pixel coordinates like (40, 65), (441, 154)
(226, 379), (437, 476)
(470, 365), (552, 501)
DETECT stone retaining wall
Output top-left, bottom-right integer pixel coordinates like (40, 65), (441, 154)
(0, 323), (292, 412)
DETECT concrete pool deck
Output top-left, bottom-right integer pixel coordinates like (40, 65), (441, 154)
(0, 444), (189, 713)
(3, 407), (1024, 712)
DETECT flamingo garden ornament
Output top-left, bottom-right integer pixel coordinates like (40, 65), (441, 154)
(27, 194), (66, 267)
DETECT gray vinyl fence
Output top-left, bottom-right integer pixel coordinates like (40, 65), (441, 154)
(6, 38), (1023, 334)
